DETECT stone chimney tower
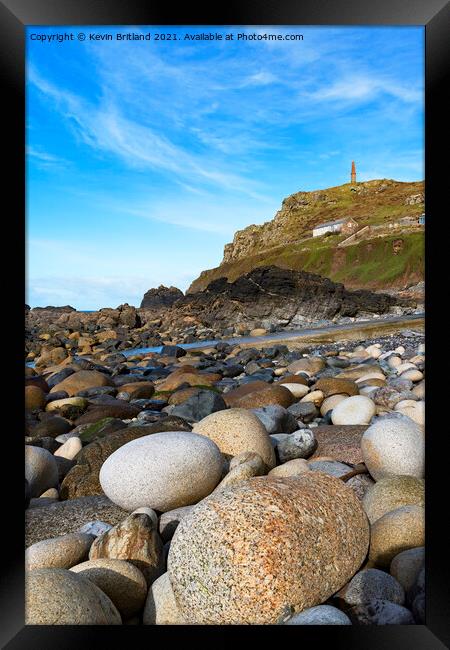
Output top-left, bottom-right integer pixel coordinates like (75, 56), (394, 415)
(351, 161), (356, 184)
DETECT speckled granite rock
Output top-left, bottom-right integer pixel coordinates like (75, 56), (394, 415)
(369, 505), (425, 568)
(361, 417), (424, 480)
(168, 472), (369, 624)
(362, 476), (425, 524)
(25, 568), (122, 624)
(192, 408), (276, 470)
(99, 432), (223, 512)
(337, 568), (405, 606)
(25, 495), (129, 548)
(26, 532), (94, 571)
(309, 425), (367, 464)
(89, 513), (165, 585)
(60, 417), (191, 500)
(70, 558), (147, 619)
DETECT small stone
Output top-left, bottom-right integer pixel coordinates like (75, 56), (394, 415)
(287, 357), (326, 376)
(337, 568), (405, 606)
(211, 456), (265, 493)
(308, 460), (352, 478)
(314, 377), (359, 398)
(361, 417), (424, 480)
(78, 521), (113, 537)
(347, 599), (415, 625)
(279, 383), (310, 399)
(25, 385), (46, 411)
(25, 446), (59, 498)
(54, 436), (82, 460)
(390, 547), (425, 594)
(320, 394), (348, 416)
(143, 572), (186, 625)
(286, 401), (318, 422)
(70, 558), (147, 619)
(89, 512), (165, 585)
(300, 390), (324, 406)
(277, 429), (317, 462)
(25, 568), (122, 624)
(268, 459), (310, 477)
(170, 389), (227, 423)
(369, 505), (425, 568)
(26, 533), (94, 571)
(233, 384), (295, 409)
(159, 506), (194, 543)
(131, 507), (159, 528)
(50, 370), (114, 396)
(284, 604), (351, 625)
(251, 405), (299, 435)
(331, 396), (376, 426)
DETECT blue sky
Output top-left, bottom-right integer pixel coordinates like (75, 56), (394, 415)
(26, 25), (424, 309)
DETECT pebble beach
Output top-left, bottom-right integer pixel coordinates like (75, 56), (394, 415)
(25, 329), (425, 625)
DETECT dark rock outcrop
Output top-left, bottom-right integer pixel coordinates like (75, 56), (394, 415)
(172, 266), (414, 328)
(140, 285), (183, 309)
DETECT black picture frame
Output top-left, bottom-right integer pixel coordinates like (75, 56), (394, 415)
(3, 0), (449, 647)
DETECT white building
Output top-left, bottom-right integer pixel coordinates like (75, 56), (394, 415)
(312, 217), (358, 238)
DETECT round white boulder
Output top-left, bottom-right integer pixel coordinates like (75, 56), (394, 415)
(99, 431), (223, 512)
(331, 395), (376, 426)
(361, 417), (424, 481)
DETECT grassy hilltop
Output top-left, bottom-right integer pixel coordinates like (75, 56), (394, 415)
(188, 179), (424, 293)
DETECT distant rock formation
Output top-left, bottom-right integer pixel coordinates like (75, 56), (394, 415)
(173, 266), (415, 329)
(31, 305), (76, 312)
(140, 285), (183, 309)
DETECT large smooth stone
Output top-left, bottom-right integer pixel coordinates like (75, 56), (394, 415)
(25, 446), (59, 498)
(143, 572), (186, 625)
(287, 357), (325, 375)
(369, 505), (425, 568)
(89, 513), (164, 585)
(285, 604), (351, 625)
(331, 396), (376, 426)
(167, 472), (369, 624)
(25, 568), (122, 624)
(26, 532), (94, 571)
(362, 476), (425, 524)
(70, 558), (147, 619)
(60, 418), (191, 500)
(50, 370), (114, 396)
(25, 495), (129, 547)
(192, 408), (276, 470)
(99, 432), (223, 512)
(361, 417), (424, 480)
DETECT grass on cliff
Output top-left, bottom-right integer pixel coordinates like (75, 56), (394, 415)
(190, 231), (424, 292)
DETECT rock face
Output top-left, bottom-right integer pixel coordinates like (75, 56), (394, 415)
(168, 473), (369, 624)
(25, 568), (122, 624)
(99, 431), (223, 512)
(176, 266), (411, 329)
(192, 408), (276, 470)
(140, 285), (184, 309)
